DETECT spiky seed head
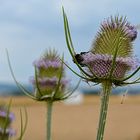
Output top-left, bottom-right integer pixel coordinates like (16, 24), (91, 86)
(91, 16), (137, 57)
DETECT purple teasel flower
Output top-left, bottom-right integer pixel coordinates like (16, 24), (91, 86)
(33, 59), (62, 69)
(27, 49), (76, 140)
(80, 52), (139, 79)
(27, 49), (75, 102)
(67, 15), (140, 86)
(101, 18), (138, 42)
(63, 9), (140, 140)
(125, 24), (137, 41)
(0, 127), (16, 136)
(29, 76), (69, 88)
(7, 45), (78, 140)
(0, 111), (15, 122)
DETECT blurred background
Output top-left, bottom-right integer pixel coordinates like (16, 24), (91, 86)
(0, 0), (140, 140)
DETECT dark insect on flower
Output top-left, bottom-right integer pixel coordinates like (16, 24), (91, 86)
(74, 52), (89, 67)
(70, 16), (139, 81)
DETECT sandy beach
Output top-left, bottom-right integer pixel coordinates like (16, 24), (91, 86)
(1, 95), (140, 140)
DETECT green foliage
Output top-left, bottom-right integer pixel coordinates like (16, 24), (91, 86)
(91, 16), (133, 57)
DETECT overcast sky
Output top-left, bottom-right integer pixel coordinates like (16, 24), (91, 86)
(0, 0), (140, 87)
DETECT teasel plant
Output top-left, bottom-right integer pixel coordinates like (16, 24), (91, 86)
(0, 100), (15, 140)
(0, 99), (27, 140)
(7, 49), (80, 140)
(63, 8), (140, 140)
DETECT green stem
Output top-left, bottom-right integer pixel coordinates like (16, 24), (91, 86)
(46, 101), (53, 140)
(96, 81), (112, 140)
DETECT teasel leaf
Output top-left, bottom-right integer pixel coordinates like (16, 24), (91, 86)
(34, 66), (43, 97)
(63, 8), (95, 78)
(133, 77), (140, 82)
(91, 16), (133, 57)
(53, 54), (64, 99)
(121, 81), (140, 85)
(109, 35), (126, 78)
(17, 107), (28, 140)
(61, 79), (81, 100)
(121, 66), (140, 81)
(62, 7), (75, 54)
(60, 58), (88, 80)
(6, 49), (37, 100)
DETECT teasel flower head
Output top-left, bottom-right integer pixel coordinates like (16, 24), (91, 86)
(63, 9), (140, 140)
(85, 16), (139, 83)
(7, 48), (79, 103)
(7, 47), (79, 140)
(26, 49), (79, 102)
(0, 105), (15, 139)
(101, 18), (137, 42)
(29, 49), (65, 101)
(63, 9), (140, 86)
(0, 128), (15, 139)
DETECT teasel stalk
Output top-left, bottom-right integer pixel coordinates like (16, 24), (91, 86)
(7, 49), (80, 140)
(62, 7), (140, 140)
